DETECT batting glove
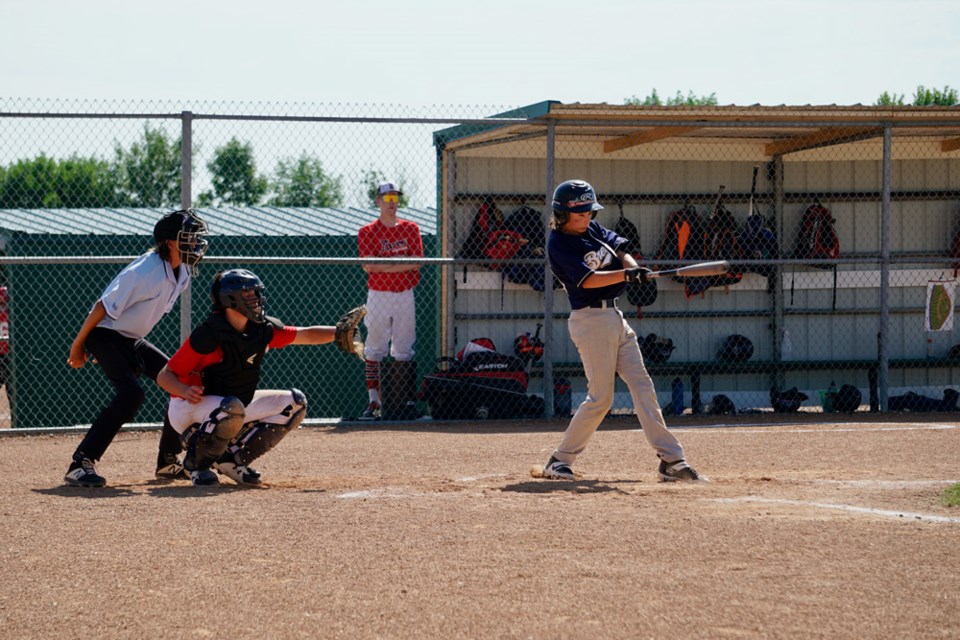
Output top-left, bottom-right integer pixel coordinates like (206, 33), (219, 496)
(624, 267), (652, 284)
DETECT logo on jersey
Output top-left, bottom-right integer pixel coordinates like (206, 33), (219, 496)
(583, 247), (613, 271)
(380, 239), (409, 255)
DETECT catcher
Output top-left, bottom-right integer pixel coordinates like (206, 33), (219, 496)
(156, 268), (366, 486)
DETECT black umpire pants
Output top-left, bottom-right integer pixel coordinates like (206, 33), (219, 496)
(73, 327), (181, 465)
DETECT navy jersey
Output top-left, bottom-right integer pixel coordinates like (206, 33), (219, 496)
(548, 221), (629, 310)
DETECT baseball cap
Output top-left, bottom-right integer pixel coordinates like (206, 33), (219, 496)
(376, 181), (403, 196)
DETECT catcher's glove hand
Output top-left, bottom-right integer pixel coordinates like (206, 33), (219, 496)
(335, 305), (367, 360)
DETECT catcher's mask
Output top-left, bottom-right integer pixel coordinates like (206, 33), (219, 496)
(552, 179), (603, 228)
(154, 209), (209, 275)
(212, 269), (266, 324)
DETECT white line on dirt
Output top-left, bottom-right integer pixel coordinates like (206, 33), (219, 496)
(667, 423), (958, 434)
(811, 479), (959, 488)
(714, 496), (960, 523)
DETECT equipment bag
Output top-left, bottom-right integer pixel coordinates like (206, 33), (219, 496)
(457, 198), (524, 269)
(739, 212), (779, 282)
(702, 203), (744, 290)
(792, 201), (840, 309)
(614, 204), (658, 313)
(420, 339), (540, 420)
(499, 205), (562, 292)
(655, 204), (709, 297)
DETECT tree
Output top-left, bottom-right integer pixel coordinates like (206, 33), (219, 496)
(0, 154), (121, 209)
(198, 138), (268, 206)
(624, 90), (718, 106)
(875, 85), (958, 106)
(360, 168), (410, 207)
(268, 154), (343, 207)
(912, 85), (958, 106)
(112, 124), (182, 208)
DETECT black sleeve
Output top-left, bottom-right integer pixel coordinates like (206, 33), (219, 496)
(188, 323), (219, 355)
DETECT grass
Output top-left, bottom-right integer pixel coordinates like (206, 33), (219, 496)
(942, 482), (960, 507)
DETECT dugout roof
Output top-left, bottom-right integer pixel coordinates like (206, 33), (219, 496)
(0, 205), (438, 237)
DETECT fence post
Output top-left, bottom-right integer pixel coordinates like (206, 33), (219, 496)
(879, 125), (892, 411)
(543, 122), (556, 419)
(180, 111), (193, 343)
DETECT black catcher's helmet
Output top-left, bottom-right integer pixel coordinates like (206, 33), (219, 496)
(552, 179), (604, 227)
(154, 209), (209, 274)
(212, 269), (266, 324)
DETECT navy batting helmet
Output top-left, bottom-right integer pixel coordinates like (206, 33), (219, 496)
(212, 269), (266, 324)
(552, 179), (604, 227)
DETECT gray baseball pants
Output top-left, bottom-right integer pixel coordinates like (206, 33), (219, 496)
(552, 306), (685, 465)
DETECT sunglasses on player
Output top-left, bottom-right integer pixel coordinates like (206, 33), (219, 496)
(380, 193), (399, 203)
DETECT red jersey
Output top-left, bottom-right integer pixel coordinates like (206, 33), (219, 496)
(166, 323), (297, 389)
(358, 218), (423, 292)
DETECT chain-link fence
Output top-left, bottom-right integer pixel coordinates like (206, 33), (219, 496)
(2, 100), (959, 428)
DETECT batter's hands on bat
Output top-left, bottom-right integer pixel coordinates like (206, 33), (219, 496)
(335, 304), (367, 361)
(624, 267), (653, 284)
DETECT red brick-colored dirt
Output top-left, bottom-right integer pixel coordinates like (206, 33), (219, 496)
(2, 415), (958, 639)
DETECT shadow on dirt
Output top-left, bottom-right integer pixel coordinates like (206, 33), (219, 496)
(33, 485), (138, 499)
(500, 480), (629, 495)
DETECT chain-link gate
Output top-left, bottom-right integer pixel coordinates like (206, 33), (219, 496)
(1, 100), (959, 429)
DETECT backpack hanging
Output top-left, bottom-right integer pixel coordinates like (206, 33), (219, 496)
(457, 198), (524, 269)
(702, 202), (744, 290)
(739, 212), (779, 283)
(614, 202), (658, 314)
(791, 201), (840, 310)
(500, 205), (560, 292)
(655, 202), (709, 297)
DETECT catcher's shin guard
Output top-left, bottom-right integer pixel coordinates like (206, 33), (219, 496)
(183, 396), (246, 471)
(228, 389), (307, 466)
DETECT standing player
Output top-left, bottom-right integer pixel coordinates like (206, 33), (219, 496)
(65, 209), (209, 487)
(156, 269), (336, 486)
(357, 181), (423, 420)
(541, 180), (705, 482)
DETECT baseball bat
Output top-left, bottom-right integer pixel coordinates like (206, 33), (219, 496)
(649, 260), (730, 279)
(747, 165), (759, 217)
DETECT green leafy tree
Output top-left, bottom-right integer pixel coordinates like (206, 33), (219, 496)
(269, 154), (343, 207)
(0, 154), (121, 208)
(624, 90), (718, 106)
(875, 91), (906, 106)
(58, 154), (124, 207)
(112, 124), (182, 207)
(875, 85), (958, 106)
(912, 85), (958, 106)
(360, 168), (410, 207)
(198, 138), (268, 206)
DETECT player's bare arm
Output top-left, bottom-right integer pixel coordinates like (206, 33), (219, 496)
(157, 364), (204, 404)
(292, 325), (336, 345)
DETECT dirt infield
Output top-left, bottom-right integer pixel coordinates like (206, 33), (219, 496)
(2, 416), (958, 639)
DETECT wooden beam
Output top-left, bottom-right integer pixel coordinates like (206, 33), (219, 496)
(942, 137), (960, 152)
(603, 126), (701, 153)
(764, 127), (883, 156)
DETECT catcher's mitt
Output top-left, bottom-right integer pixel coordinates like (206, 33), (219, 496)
(335, 305), (367, 360)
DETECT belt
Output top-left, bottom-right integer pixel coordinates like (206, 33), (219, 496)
(587, 298), (619, 309)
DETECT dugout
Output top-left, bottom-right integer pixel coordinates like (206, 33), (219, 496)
(434, 103), (960, 412)
(0, 205), (438, 428)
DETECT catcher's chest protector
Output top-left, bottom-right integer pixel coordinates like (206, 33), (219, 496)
(201, 314), (279, 405)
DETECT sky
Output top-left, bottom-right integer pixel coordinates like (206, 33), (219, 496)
(3, 0), (958, 109)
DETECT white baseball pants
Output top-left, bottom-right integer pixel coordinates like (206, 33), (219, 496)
(363, 288), (416, 362)
(167, 389), (300, 434)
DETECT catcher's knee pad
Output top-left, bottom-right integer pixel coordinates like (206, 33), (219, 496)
(185, 396), (246, 470)
(229, 389), (307, 466)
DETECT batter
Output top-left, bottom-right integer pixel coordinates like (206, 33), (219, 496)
(542, 179), (706, 482)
